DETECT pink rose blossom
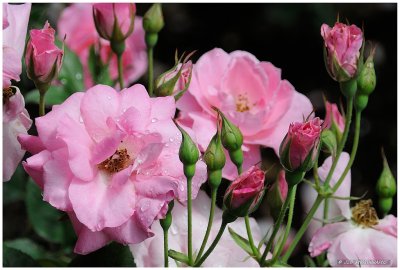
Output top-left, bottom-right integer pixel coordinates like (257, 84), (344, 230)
(57, 3), (147, 89)
(322, 100), (345, 133)
(176, 48), (313, 180)
(3, 87), (32, 181)
(130, 191), (268, 267)
(19, 84), (206, 254)
(155, 60), (193, 97)
(224, 165), (265, 216)
(279, 117), (323, 172)
(92, 3), (136, 41)
(3, 3), (31, 88)
(321, 22), (363, 81)
(25, 21), (63, 86)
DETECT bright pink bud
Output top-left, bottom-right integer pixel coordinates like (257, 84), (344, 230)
(92, 3), (136, 42)
(279, 118), (323, 172)
(25, 21), (63, 90)
(223, 166), (265, 217)
(323, 101), (345, 142)
(321, 22), (363, 82)
(266, 170), (288, 219)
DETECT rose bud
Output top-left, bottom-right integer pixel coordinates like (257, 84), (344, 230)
(25, 21), (63, 93)
(175, 121), (199, 179)
(266, 170), (288, 220)
(93, 3), (136, 44)
(356, 48), (377, 112)
(321, 22), (363, 83)
(376, 149), (396, 216)
(155, 52), (193, 99)
(322, 100), (345, 142)
(223, 166), (265, 217)
(143, 3), (164, 34)
(203, 128), (226, 189)
(279, 118), (323, 185)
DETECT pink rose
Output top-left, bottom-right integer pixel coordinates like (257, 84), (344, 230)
(3, 87), (32, 181)
(279, 117), (323, 172)
(223, 165), (265, 216)
(25, 21), (63, 88)
(130, 191), (266, 267)
(176, 48), (313, 180)
(92, 3), (136, 42)
(155, 60), (193, 97)
(323, 100), (345, 132)
(19, 84), (206, 254)
(57, 3), (147, 89)
(3, 3), (31, 88)
(321, 22), (363, 82)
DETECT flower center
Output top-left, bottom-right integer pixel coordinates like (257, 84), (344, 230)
(98, 148), (132, 174)
(236, 93), (251, 112)
(3, 87), (15, 105)
(351, 199), (379, 228)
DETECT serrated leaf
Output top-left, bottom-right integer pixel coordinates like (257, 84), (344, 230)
(25, 86), (71, 106)
(228, 226), (254, 256)
(3, 246), (39, 267)
(69, 242), (136, 267)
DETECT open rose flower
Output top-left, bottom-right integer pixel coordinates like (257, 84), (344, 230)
(176, 48), (313, 180)
(223, 165), (265, 217)
(3, 3), (31, 88)
(19, 84), (206, 254)
(321, 22), (363, 82)
(130, 191), (266, 267)
(3, 87), (32, 181)
(25, 21), (64, 88)
(57, 3), (147, 88)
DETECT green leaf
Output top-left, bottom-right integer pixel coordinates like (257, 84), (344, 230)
(3, 246), (39, 267)
(304, 255), (317, 267)
(25, 179), (75, 245)
(168, 249), (189, 265)
(228, 226), (254, 256)
(4, 238), (46, 260)
(3, 164), (26, 204)
(25, 85), (71, 106)
(69, 242), (136, 267)
(56, 41), (84, 93)
(88, 44), (114, 86)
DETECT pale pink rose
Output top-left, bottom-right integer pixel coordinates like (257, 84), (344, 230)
(176, 48), (313, 180)
(323, 101), (345, 133)
(155, 60), (193, 97)
(19, 84), (206, 254)
(321, 22), (363, 81)
(301, 153), (352, 242)
(92, 3), (135, 41)
(279, 117), (323, 172)
(130, 191), (267, 267)
(3, 87), (32, 181)
(25, 21), (63, 86)
(224, 165), (265, 215)
(57, 3), (147, 89)
(3, 3), (31, 88)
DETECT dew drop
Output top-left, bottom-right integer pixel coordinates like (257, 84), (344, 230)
(140, 201), (150, 212)
(169, 137), (174, 142)
(165, 143), (169, 147)
(107, 96), (111, 100)
(75, 73), (82, 80)
(151, 118), (158, 123)
(61, 78), (67, 85)
(79, 116), (84, 123)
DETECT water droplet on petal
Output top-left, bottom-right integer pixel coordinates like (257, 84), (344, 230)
(165, 143), (169, 147)
(79, 116), (84, 123)
(107, 96), (111, 100)
(169, 137), (174, 142)
(151, 118), (158, 123)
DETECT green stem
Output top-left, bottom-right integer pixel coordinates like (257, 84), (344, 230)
(117, 53), (124, 89)
(281, 195), (324, 263)
(39, 92), (46, 116)
(313, 161), (320, 189)
(163, 228), (169, 267)
(245, 215), (259, 258)
(194, 222), (227, 267)
(269, 185), (297, 265)
(323, 97), (353, 187)
(260, 185), (295, 263)
(148, 47), (154, 96)
(195, 187), (217, 263)
(187, 176), (193, 266)
(322, 198), (329, 226)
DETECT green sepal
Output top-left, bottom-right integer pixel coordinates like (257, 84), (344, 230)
(228, 227), (255, 256)
(168, 249), (189, 265)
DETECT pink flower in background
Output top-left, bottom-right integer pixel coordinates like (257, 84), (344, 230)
(19, 84), (206, 254)
(176, 48), (313, 180)
(130, 191), (267, 267)
(323, 100), (345, 133)
(3, 3), (31, 88)
(3, 88), (32, 181)
(57, 3), (147, 89)
(224, 165), (265, 216)
(321, 22), (363, 82)
(25, 21), (63, 86)
(279, 117), (323, 172)
(92, 3), (136, 41)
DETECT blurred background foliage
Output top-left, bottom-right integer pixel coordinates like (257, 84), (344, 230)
(4, 3), (396, 267)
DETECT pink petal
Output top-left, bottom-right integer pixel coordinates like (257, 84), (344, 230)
(222, 144), (261, 181)
(18, 134), (45, 155)
(22, 150), (52, 189)
(119, 84), (151, 118)
(374, 215), (397, 237)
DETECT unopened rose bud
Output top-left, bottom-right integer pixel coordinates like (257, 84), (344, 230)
(356, 49), (377, 112)
(321, 22), (363, 83)
(143, 3), (164, 34)
(322, 101), (345, 143)
(223, 166), (265, 217)
(321, 129), (337, 157)
(25, 21), (63, 93)
(266, 170), (288, 220)
(92, 3), (136, 44)
(175, 121), (199, 179)
(160, 200), (174, 231)
(279, 118), (323, 176)
(376, 149), (396, 216)
(203, 130), (226, 188)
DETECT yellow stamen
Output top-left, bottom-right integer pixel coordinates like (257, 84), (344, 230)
(98, 148), (131, 174)
(351, 199), (379, 228)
